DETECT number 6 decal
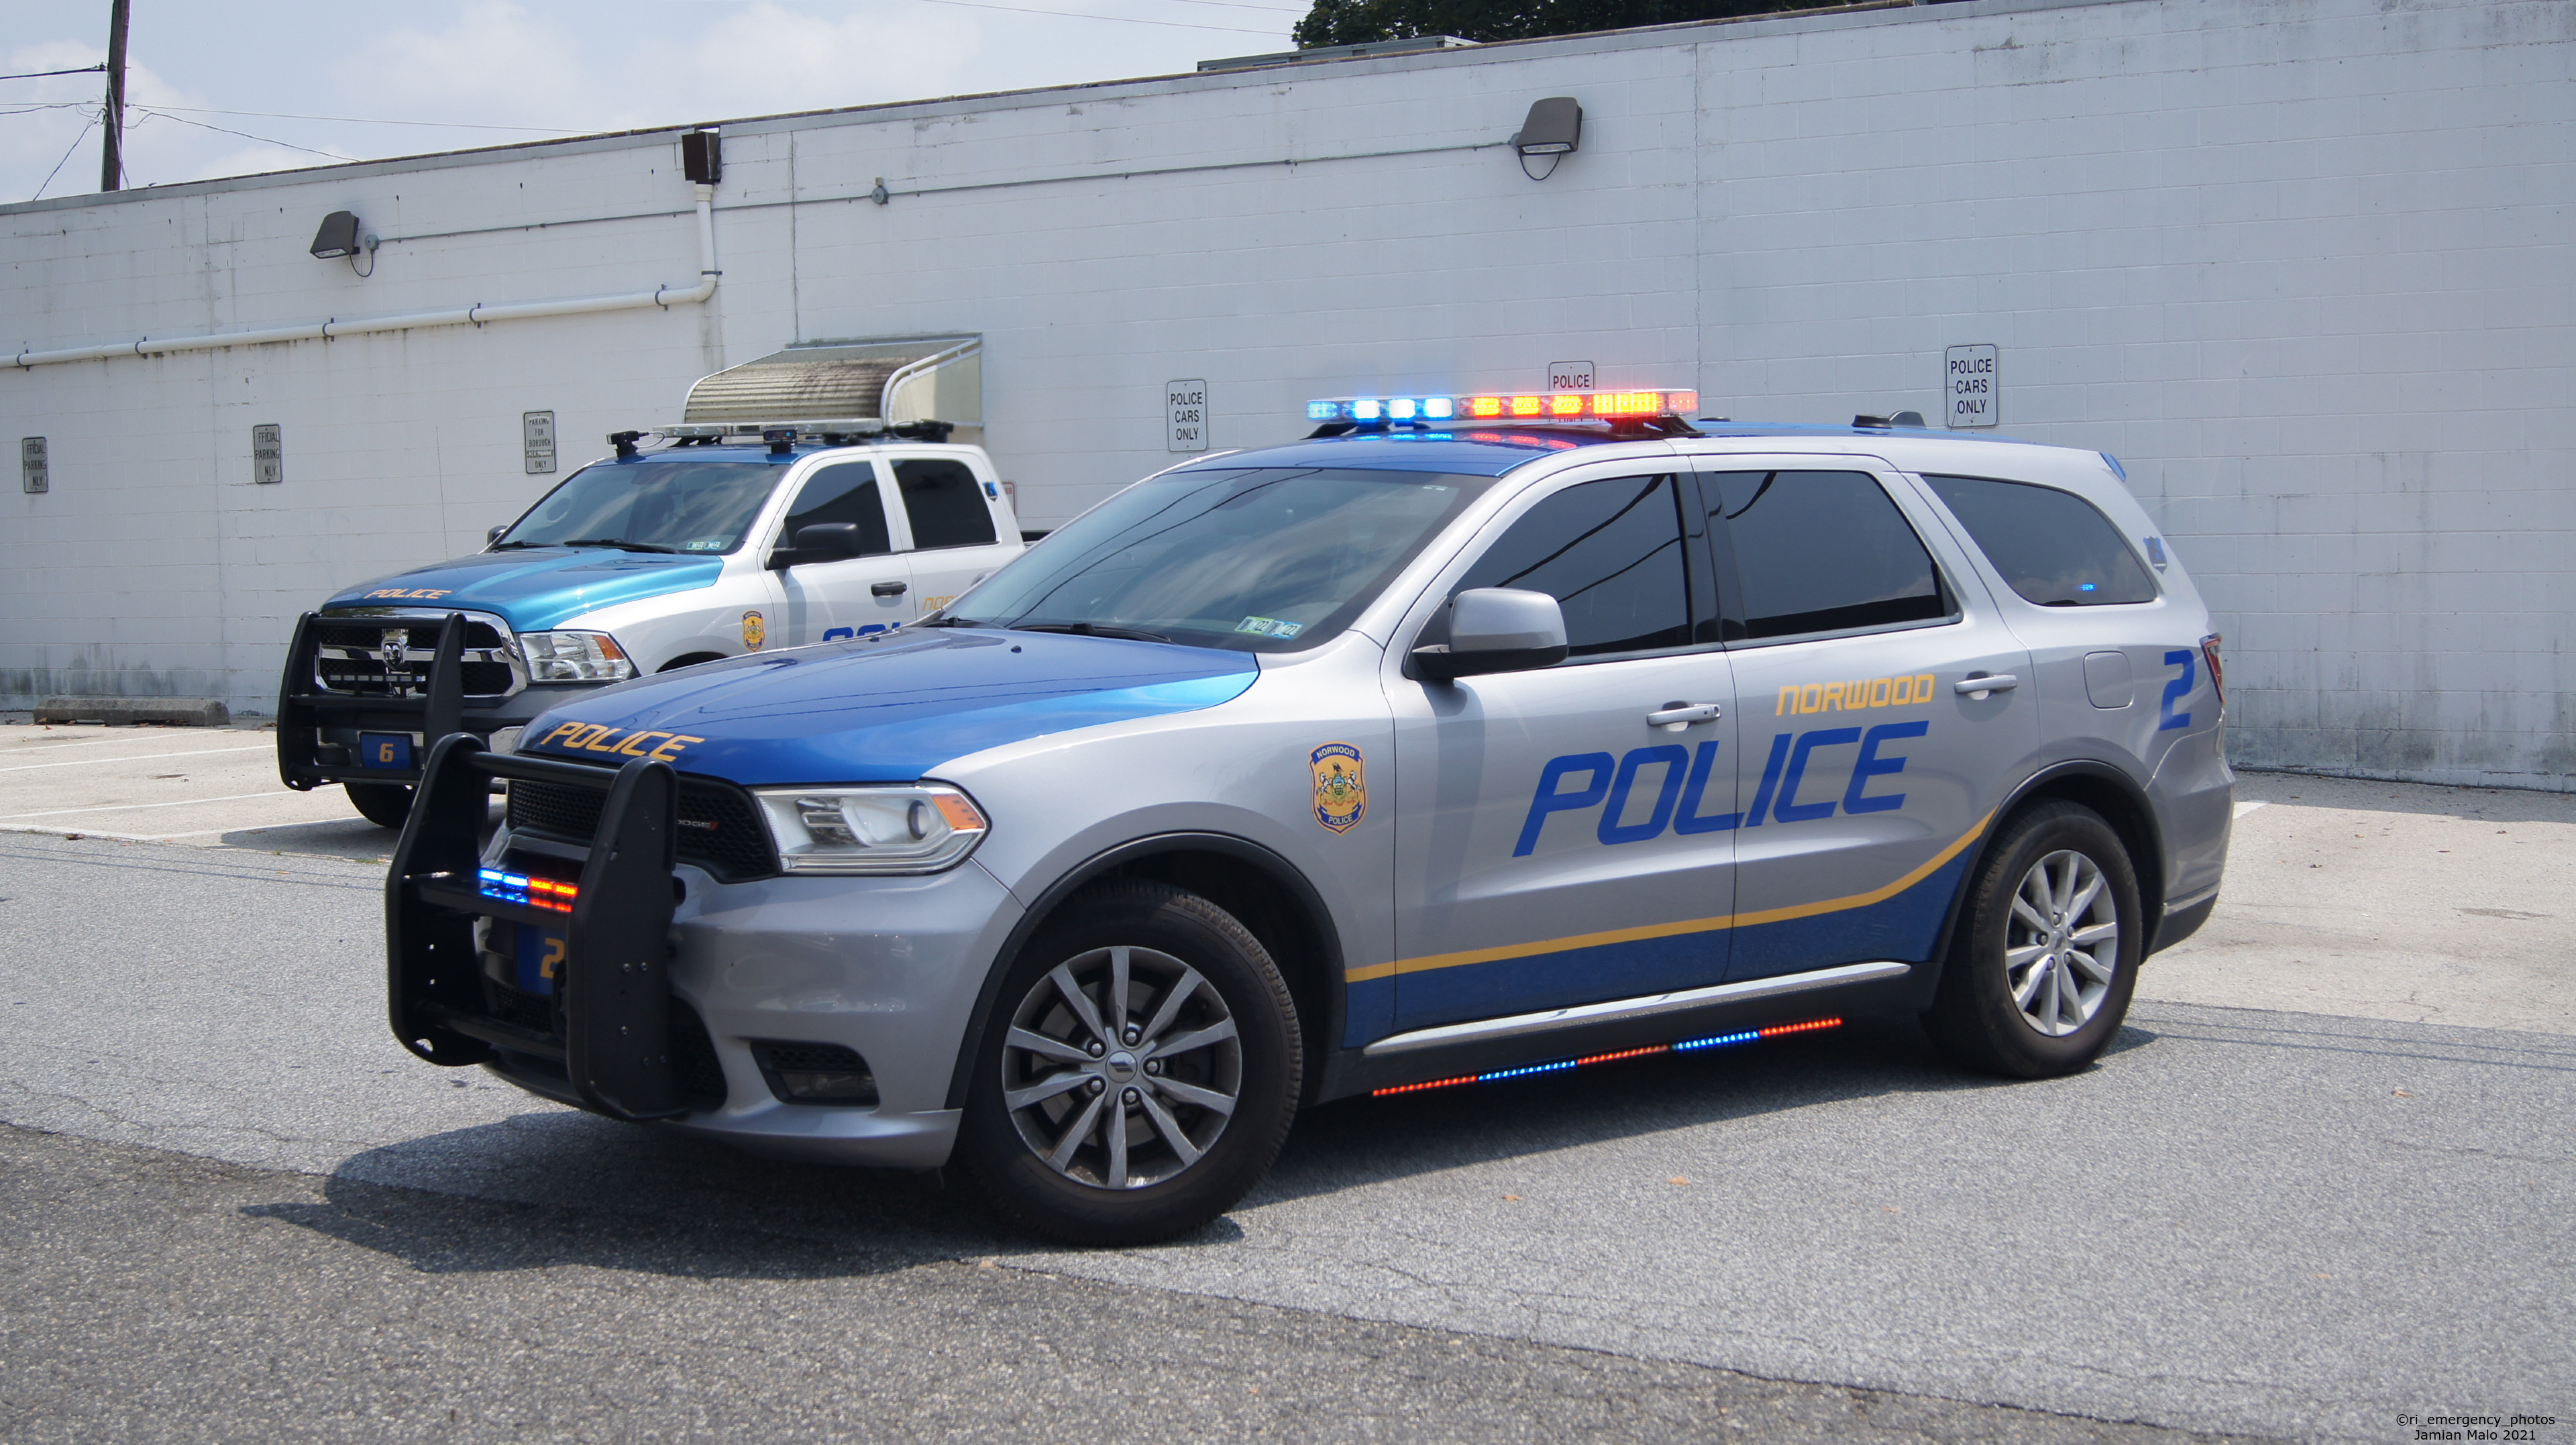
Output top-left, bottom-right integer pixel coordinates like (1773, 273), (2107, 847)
(2159, 649), (2194, 731)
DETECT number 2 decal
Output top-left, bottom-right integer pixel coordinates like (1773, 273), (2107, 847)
(2159, 649), (2194, 731)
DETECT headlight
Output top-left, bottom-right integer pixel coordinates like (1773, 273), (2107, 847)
(754, 784), (989, 874)
(520, 631), (634, 682)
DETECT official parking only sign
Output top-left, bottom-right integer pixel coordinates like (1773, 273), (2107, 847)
(1945, 345), (1999, 428)
(1167, 380), (1208, 453)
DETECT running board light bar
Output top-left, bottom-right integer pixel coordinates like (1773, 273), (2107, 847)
(1370, 1017), (1842, 1098)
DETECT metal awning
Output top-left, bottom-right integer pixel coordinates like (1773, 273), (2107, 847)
(681, 337), (981, 428)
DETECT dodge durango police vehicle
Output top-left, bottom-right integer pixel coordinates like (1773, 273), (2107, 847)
(277, 343), (1020, 827)
(384, 385), (2232, 1245)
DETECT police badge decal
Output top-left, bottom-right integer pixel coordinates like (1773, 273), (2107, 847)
(1310, 742), (1365, 833)
(741, 610), (766, 651)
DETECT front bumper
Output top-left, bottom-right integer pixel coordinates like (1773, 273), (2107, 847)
(278, 608), (605, 791)
(390, 735), (1022, 1170)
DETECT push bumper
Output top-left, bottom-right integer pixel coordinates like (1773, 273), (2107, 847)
(276, 610), (597, 791)
(390, 733), (1018, 1168)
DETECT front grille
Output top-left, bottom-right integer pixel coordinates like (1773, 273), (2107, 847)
(317, 659), (513, 695)
(312, 617), (517, 699)
(317, 619), (508, 651)
(486, 977), (556, 1033)
(508, 773), (778, 881)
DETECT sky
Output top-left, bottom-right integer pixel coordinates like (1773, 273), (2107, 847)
(2, 0), (1308, 204)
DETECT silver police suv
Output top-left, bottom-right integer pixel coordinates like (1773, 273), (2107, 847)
(386, 390), (2231, 1246)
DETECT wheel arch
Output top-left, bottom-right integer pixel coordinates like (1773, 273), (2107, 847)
(941, 833), (1347, 1111)
(1924, 760), (2171, 992)
(657, 651), (729, 673)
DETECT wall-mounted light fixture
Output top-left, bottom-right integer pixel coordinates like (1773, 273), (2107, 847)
(1512, 97), (1582, 180)
(309, 210), (378, 276)
(682, 127), (722, 186)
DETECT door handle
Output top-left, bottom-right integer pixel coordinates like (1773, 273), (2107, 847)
(1955, 673), (2019, 699)
(872, 580), (908, 598)
(1646, 701), (1723, 730)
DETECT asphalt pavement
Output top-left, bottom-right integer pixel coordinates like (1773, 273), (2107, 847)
(1, 739), (2571, 1442)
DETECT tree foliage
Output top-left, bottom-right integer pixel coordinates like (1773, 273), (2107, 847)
(1292, 0), (1828, 48)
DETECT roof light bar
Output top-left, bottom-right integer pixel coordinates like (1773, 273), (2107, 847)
(1308, 389), (1697, 425)
(1368, 1016), (1841, 1098)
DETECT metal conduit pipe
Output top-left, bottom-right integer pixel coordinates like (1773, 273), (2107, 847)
(11, 184), (719, 370)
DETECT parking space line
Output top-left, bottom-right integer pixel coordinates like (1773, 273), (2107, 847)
(0, 790), (303, 820)
(0, 745), (272, 773)
(2233, 800), (2268, 818)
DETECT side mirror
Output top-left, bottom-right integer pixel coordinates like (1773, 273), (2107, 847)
(486, 525), (507, 547)
(1412, 587), (1569, 682)
(767, 522), (865, 570)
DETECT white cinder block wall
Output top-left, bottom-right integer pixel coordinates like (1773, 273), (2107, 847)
(3, 0), (2569, 788)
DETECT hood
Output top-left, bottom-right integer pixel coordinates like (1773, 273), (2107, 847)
(321, 548), (725, 631)
(517, 628), (1260, 786)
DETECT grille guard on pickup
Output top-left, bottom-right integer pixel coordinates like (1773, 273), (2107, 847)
(387, 733), (688, 1122)
(276, 610), (469, 790)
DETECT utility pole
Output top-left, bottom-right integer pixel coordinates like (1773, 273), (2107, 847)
(101, 0), (130, 192)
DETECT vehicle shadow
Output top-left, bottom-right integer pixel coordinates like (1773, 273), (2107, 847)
(252, 1013), (2157, 1275)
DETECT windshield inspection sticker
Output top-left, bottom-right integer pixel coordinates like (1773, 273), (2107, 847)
(1236, 617), (1303, 638)
(1311, 743), (1366, 833)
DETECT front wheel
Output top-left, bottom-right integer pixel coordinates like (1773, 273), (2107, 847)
(345, 781), (415, 829)
(959, 882), (1301, 1246)
(1923, 799), (2142, 1078)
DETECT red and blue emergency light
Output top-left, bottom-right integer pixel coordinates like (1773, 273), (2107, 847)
(1308, 388), (1699, 425)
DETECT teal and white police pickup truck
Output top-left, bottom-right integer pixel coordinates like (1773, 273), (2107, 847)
(276, 349), (1021, 826)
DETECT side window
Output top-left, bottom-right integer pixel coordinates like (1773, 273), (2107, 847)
(1423, 474), (1693, 658)
(781, 463), (891, 555)
(1923, 474), (2157, 606)
(1702, 470), (1949, 640)
(895, 458), (999, 550)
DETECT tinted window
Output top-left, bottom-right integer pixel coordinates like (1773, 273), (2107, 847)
(1924, 474), (2157, 606)
(496, 460), (782, 555)
(1703, 471), (1948, 639)
(1424, 475), (1693, 658)
(948, 468), (1489, 653)
(896, 458), (999, 549)
(781, 463), (890, 555)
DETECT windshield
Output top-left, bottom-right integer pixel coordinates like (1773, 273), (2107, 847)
(943, 467), (1491, 652)
(495, 460), (786, 554)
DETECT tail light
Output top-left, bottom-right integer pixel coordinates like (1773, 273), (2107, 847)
(2200, 633), (2224, 714)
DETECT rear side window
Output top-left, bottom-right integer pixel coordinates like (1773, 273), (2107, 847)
(781, 463), (891, 555)
(1924, 474), (2157, 606)
(1703, 470), (1949, 639)
(1425, 474), (1694, 658)
(896, 458), (999, 549)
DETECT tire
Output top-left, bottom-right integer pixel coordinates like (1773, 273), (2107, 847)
(345, 781), (415, 829)
(959, 881), (1301, 1246)
(1923, 799), (2143, 1078)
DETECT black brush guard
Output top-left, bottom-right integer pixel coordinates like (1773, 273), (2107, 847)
(387, 733), (688, 1122)
(277, 610), (468, 790)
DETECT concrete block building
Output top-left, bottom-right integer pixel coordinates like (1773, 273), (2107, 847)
(3, 0), (2569, 786)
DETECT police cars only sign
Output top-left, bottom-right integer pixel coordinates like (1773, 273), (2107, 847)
(1946, 345), (1999, 428)
(1167, 380), (1208, 452)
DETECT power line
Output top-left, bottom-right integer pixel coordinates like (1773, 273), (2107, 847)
(127, 107), (358, 162)
(0, 64), (107, 82)
(141, 104), (589, 134)
(903, 0), (1281, 32)
(32, 114), (98, 201)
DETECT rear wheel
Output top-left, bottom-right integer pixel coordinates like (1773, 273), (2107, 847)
(345, 781), (414, 829)
(1923, 799), (2141, 1077)
(960, 882), (1301, 1246)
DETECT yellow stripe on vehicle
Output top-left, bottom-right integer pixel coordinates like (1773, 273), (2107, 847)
(1343, 811), (1993, 984)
